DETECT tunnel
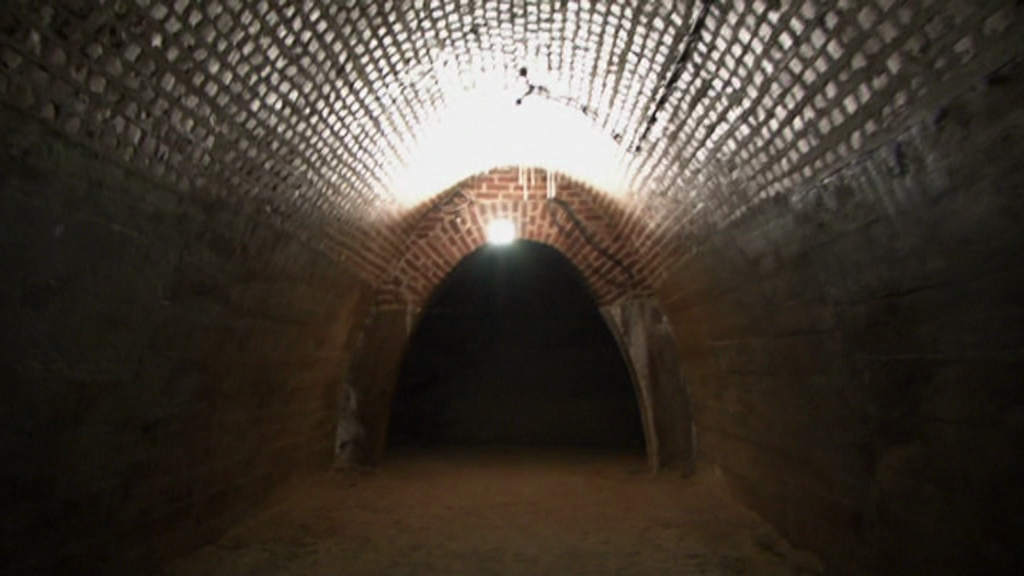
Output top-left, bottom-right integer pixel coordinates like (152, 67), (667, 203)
(1, 1), (1023, 575)
(387, 241), (646, 452)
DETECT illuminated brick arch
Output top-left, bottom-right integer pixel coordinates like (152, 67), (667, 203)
(377, 168), (658, 307)
(2, 1), (1013, 294)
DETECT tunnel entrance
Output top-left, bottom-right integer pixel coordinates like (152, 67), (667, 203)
(387, 241), (645, 452)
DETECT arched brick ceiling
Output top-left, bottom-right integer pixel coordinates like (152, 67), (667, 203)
(1, 1), (1020, 299)
(378, 168), (661, 306)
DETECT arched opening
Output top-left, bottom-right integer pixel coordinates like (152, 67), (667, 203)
(387, 241), (645, 452)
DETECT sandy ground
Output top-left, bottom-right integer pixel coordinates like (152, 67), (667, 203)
(163, 448), (822, 575)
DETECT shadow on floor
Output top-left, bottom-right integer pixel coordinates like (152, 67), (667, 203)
(164, 448), (822, 576)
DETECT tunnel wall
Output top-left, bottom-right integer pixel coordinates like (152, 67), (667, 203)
(0, 108), (374, 573)
(658, 67), (1024, 574)
(346, 308), (410, 465)
(602, 299), (695, 472)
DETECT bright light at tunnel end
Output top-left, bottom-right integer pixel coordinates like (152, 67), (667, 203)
(385, 81), (631, 206)
(486, 219), (517, 245)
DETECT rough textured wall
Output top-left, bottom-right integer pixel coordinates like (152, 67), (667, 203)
(603, 299), (695, 472)
(0, 108), (373, 573)
(658, 63), (1024, 575)
(345, 307), (410, 466)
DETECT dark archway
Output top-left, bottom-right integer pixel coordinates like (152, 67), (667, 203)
(387, 241), (645, 451)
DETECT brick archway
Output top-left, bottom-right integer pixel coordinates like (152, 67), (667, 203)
(344, 214), (697, 471)
(377, 167), (660, 308)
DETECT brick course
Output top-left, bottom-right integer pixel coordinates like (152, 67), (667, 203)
(376, 168), (654, 306)
(1, 1), (1020, 292)
(1, 1), (1024, 574)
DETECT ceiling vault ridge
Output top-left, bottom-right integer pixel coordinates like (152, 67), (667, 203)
(1, 0), (1020, 297)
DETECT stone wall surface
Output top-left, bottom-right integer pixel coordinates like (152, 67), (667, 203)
(0, 107), (373, 573)
(0, 1), (1021, 573)
(345, 308), (410, 466)
(603, 299), (696, 472)
(658, 61), (1024, 575)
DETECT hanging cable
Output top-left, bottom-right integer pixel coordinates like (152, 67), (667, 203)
(634, 0), (715, 153)
(515, 67), (600, 122)
(407, 188), (474, 234)
(546, 198), (637, 290)
(437, 189), (473, 215)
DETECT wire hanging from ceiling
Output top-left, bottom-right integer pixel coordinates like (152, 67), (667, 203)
(634, 0), (715, 153)
(515, 67), (601, 122)
(546, 197), (637, 291)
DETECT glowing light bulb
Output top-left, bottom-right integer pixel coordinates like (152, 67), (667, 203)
(486, 219), (516, 245)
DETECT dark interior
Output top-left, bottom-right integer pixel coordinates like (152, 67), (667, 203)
(388, 241), (644, 450)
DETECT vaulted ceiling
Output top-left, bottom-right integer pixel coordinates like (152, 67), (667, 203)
(1, 0), (1019, 300)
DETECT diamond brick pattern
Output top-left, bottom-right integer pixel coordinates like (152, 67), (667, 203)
(1, 1), (1020, 301)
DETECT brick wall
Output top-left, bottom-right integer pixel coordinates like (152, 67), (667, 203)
(1, 1), (1023, 573)
(2, 2), (1020, 291)
(657, 60), (1024, 575)
(0, 107), (373, 573)
(376, 169), (658, 306)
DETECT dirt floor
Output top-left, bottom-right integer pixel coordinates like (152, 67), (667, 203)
(163, 448), (822, 575)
